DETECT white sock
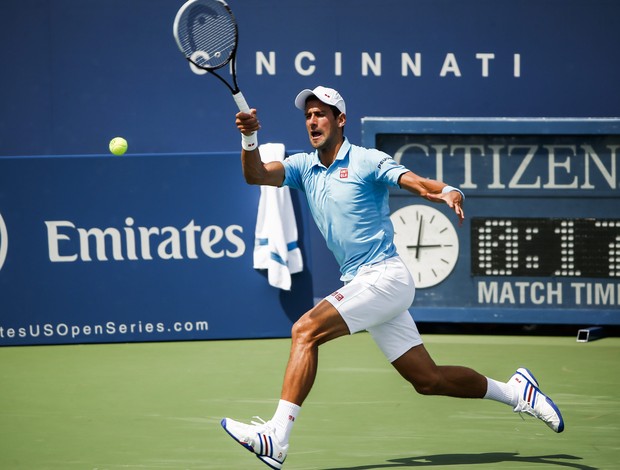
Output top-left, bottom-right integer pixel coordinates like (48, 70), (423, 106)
(271, 399), (300, 445)
(484, 377), (518, 406)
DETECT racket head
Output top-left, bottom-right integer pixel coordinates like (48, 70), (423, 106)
(173, 0), (238, 71)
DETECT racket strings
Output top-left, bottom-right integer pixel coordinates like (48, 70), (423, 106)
(177, 3), (237, 69)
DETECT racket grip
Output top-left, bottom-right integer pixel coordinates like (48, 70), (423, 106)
(233, 91), (251, 114)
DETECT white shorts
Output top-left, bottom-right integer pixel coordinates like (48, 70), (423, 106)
(325, 256), (423, 362)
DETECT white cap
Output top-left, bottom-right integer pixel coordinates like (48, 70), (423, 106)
(294, 86), (346, 114)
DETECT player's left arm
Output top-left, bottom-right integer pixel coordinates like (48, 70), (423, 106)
(397, 170), (465, 223)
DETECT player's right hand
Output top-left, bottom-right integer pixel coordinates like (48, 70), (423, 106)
(236, 109), (260, 135)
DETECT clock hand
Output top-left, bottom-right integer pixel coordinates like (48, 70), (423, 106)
(415, 215), (424, 260)
(407, 244), (443, 249)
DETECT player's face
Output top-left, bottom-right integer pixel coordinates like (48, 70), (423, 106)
(304, 99), (345, 151)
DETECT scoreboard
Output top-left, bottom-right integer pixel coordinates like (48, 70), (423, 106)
(472, 217), (620, 278)
(362, 118), (620, 325)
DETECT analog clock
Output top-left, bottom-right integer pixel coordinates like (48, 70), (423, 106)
(390, 204), (459, 288)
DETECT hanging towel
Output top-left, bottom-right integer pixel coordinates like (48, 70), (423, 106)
(253, 143), (303, 290)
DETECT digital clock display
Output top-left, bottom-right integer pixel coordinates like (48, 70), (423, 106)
(471, 218), (620, 278)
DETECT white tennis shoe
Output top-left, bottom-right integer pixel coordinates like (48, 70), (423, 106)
(221, 416), (288, 469)
(509, 367), (565, 433)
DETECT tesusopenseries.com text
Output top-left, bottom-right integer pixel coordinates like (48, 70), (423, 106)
(0, 319), (209, 341)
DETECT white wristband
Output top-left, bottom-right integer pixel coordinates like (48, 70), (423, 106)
(241, 133), (258, 151)
(442, 185), (465, 200)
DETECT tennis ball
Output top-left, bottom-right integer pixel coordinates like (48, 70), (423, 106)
(109, 137), (128, 156)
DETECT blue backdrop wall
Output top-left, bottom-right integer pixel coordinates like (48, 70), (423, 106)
(1, 0), (619, 157)
(1, 1), (619, 344)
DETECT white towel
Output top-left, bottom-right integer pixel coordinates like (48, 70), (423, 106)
(253, 143), (303, 290)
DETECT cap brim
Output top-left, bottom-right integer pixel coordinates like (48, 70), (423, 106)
(294, 89), (315, 110)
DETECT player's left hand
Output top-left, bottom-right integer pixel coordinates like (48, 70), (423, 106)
(426, 191), (465, 225)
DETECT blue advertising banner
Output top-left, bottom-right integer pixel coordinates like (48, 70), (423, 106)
(362, 118), (620, 325)
(2, 0), (620, 338)
(0, 153), (313, 346)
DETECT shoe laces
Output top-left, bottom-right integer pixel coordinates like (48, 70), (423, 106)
(515, 402), (535, 417)
(250, 416), (289, 451)
(515, 396), (555, 424)
(513, 400), (534, 414)
(250, 416), (274, 433)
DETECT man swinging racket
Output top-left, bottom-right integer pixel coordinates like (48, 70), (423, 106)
(221, 86), (564, 469)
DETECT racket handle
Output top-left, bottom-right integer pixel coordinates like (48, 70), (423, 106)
(233, 91), (251, 113)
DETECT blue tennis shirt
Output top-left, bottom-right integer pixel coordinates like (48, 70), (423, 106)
(283, 138), (409, 281)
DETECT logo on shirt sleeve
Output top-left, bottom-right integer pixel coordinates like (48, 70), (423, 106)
(377, 157), (392, 169)
(331, 290), (345, 301)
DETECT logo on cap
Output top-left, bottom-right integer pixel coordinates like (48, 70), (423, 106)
(0, 212), (7, 272)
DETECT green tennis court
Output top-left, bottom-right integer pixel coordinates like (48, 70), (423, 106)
(1, 333), (618, 469)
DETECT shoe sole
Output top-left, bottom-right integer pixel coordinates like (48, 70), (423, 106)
(257, 455), (284, 470)
(544, 395), (565, 433)
(221, 418), (255, 453)
(220, 419), (285, 469)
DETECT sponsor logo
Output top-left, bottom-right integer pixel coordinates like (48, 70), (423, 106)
(44, 217), (246, 263)
(339, 168), (349, 179)
(331, 291), (344, 301)
(392, 139), (619, 192)
(377, 157), (391, 170)
(0, 212), (7, 272)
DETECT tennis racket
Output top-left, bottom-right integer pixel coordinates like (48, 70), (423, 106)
(173, 0), (250, 113)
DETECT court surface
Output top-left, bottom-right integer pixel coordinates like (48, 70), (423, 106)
(1, 332), (618, 469)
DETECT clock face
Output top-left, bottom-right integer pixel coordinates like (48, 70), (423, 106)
(390, 204), (460, 288)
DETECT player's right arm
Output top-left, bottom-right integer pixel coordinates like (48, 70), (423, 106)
(236, 110), (285, 187)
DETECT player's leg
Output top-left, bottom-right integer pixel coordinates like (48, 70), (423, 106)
(221, 256), (416, 469)
(391, 342), (488, 397)
(365, 310), (486, 397)
(392, 346), (563, 431)
(370, 312), (564, 432)
(280, 299), (351, 405)
(221, 299), (350, 469)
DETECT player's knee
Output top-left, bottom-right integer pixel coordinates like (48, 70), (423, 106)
(410, 374), (442, 396)
(291, 317), (317, 347)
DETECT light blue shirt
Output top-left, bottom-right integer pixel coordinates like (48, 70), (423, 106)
(283, 138), (409, 281)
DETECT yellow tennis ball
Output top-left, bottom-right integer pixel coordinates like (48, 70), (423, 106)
(109, 137), (128, 156)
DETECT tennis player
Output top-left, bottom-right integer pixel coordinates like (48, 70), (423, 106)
(221, 86), (564, 469)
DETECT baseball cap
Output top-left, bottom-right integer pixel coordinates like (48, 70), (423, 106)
(294, 86), (346, 114)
